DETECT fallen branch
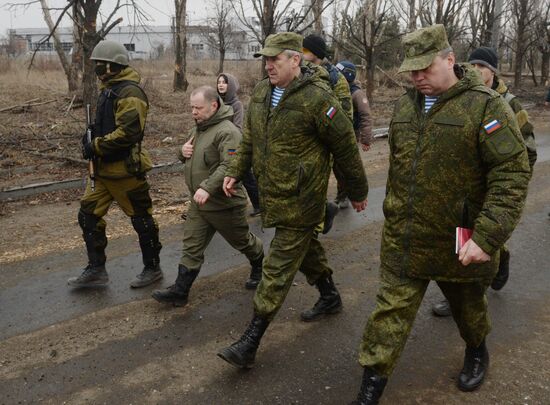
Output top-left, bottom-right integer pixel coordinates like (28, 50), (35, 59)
(0, 99), (57, 113)
(25, 150), (86, 166)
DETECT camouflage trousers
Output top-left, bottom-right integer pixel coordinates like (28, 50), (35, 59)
(180, 203), (263, 271)
(359, 269), (491, 377)
(254, 227), (332, 321)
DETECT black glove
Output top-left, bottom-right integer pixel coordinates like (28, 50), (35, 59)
(82, 139), (95, 160)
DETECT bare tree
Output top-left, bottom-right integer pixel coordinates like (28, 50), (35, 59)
(199, 0), (239, 75)
(336, 0), (398, 99)
(467, 0), (498, 50)
(391, 0), (417, 31)
(509, 0), (538, 87)
(311, 0), (325, 33)
(332, 0), (353, 61)
(173, 0), (189, 91)
(39, 0), (79, 93)
(417, 0), (469, 42)
(537, 0), (550, 84)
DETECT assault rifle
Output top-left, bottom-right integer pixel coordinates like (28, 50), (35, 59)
(86, 104), (96, 191)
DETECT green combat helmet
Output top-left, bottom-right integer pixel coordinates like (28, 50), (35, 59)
(91, 40), (130, 66)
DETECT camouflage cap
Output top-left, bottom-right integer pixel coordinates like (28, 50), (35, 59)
(254, 32), (303, 58)
(398, 24), (451, 73)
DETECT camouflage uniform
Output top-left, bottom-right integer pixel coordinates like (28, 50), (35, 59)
(78, 66), (162, 279)
(226, 63), (368, 321)
(493, 77), (537, 170)
(359, 65), (530, 376)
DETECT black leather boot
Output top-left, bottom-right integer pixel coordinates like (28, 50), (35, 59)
(352, 367), (387, 405)
(69, 210), (109, 287)
(217, 315), (270, 368)
(432, 298), (452, 317)
(151, 265), (199, 307)
(323, 201), (339, 234)
(491, 249), (510, 291)
(131, 216), (163, 288)
(245, 254), (264, 290)
(301, 275), (343, 322)
(458, 340), (489, 392)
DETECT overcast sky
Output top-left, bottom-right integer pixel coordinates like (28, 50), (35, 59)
(0, 0), (216, 32)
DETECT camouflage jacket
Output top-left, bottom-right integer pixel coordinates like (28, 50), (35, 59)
(92, 67), (153, 179)
(178, 101), (247, 211)
(494, 77), (537, 170)
(226, 64), (369, 229)
(382, 66), (530, 282)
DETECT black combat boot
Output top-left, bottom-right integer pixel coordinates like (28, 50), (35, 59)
(151, 265), (199, 307)
(458, 340), (489, 392)
(352, 367), (388, 405)
(245, 254), (263, 290)
(491, 249), (510, 291)
(322, 201), (339, 234)
(301, 275), (343, 322)
(69, 210), (109, 287)
(217, 315), (270, 368)
(131, 215), (163, 288)
(432, 298), (452, 317)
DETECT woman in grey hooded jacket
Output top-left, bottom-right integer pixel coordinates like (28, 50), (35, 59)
(217, 72), (260, 216)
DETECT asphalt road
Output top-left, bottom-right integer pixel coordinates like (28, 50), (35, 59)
(0, 136), (549, 404)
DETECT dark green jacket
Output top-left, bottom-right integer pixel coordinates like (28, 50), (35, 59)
(178, 101), (247, 211)
(494, 77), (537, 170)
(92, 67), (152, 179)
(226, 64), (368, 229)
(382, 66), (530, 282)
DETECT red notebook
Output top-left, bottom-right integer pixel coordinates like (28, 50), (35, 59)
(455, 227), (473, 254)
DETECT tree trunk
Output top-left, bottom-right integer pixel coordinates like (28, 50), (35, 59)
(541, 51), (550, 85)
(218, 48), (225, 75)
(71, 2), (84, 95)
(312, 0), (324, 34)
(365, 46), (375, 101)
(408, 0), (417, 31)
(173, 0), (189, 92)
(82, 30), (98, 109)
(40, 0), (79, 93)
(333, 0), (352, 61)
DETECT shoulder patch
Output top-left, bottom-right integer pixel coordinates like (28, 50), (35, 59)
(326, 106), (337, 119)
(483, 119), (502, 134)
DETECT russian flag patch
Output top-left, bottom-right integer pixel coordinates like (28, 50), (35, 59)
(483, 120), (502, 134)
(326, 106), (337, 119)
(228, 149), (236, 156)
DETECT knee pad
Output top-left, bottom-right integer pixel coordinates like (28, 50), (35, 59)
(78, 209), (99, 232)
(131, 215), (158, 235)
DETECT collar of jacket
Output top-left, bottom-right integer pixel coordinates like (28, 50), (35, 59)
(99, 66), (141, 90)
(408, 64), (485, 109)
(196, 97), (234, 131)
(493, 76), (508, 96)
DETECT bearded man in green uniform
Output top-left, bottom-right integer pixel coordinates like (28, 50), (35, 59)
(352, 25), (531, 404)
(68, 40), (163, 289)
(432, 46), (537, 317)
(217, 32), (369, 369)
(151, 86), (264, 306)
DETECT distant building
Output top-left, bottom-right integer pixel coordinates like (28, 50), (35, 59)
(6, 24), (262, 60)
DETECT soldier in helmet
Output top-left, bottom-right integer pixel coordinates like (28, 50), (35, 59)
(432, 46), (537, 317)
(68, 40), (163, 288)
(351, 25), (530, 404)
(217, 32), (369, 369)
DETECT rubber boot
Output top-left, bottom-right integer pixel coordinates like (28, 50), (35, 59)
(352, 367), (388, 405)
(301, 275), (343, 322)
(131, 215), (163, 288)
(323, 201), (339, 234)
(69, 210), (109, 287)
(151, 264), (199, 307)
(432, 298), (452, 317)
(245, 254), (263, 290)
(458, 340), (489, 392)
(491, 249), (510, 291)
(217, 315), (269, 369)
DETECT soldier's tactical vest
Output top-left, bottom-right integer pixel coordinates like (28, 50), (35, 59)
(94, 80), (148, 162)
